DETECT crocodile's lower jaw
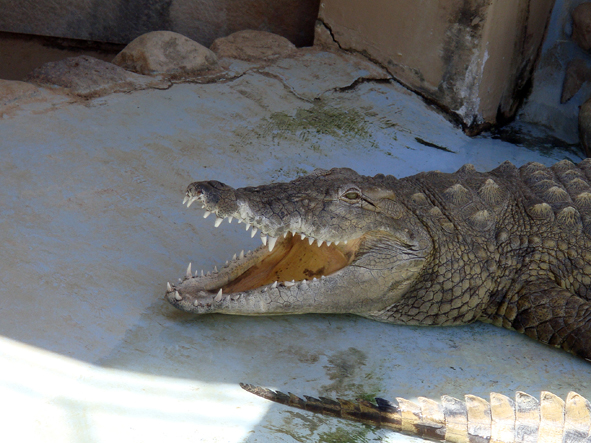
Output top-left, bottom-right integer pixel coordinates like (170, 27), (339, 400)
(165, 230), (363, 310)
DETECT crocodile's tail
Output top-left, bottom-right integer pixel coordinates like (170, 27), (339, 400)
(240, 383), (591, 443)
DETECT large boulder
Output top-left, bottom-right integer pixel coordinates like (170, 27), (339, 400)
(112, 31), (218, 76)
(561, 58), (591, 103)
(573, 3), (591, 52)
(26, 55), (170, 98)
(210, 30), (296, 62)
(0, 80), (40, 107)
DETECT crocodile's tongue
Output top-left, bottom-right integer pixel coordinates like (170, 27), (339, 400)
(222, 233), (360, 293)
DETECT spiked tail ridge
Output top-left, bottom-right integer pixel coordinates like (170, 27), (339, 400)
(239, 383), (447, 441)
(240, 384), (591, 443)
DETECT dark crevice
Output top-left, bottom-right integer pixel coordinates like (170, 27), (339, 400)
(315, 18), (344, 50)
(414, 137), (457, 154)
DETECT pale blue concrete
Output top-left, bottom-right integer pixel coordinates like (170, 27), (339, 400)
(1, 57), (589, 442)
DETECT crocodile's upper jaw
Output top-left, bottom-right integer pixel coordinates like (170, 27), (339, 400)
(165, 169), (431, 316)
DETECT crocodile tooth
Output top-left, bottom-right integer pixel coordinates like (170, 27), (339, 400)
(284, 280), (295, 287)
(182, 196), (189, 205)
(201, 270), (204, 277)
(317, 240), (324, 247)
(335, 241), (340, 245)
(185, 263), (192, 279)
(214, 217), (224, 227)
(326, 241), (332, 246)
(237, 219), (242, 224)
(233, 253), (237, 260)
(201, 205), (205, 209)
(214, 288), (223, 302)
(300, 233), (306, 240)
(178, 278), (182, 283)
(193, 300), (199, 306)
(308, 237), (314, 245)
(284, 231), (288, 238)
(261, 235), (268, 246)
(187, 196), (198, 208)
(175, 291), (182, 301)
(207, 271), (211, 276)
(247, 250), (251, 255)
(344, 240), (348, 244)
(203, 211), (211, 219)
(225, 260), (229, 266)
(195, 270), (199, 277)
(239, 250), (245, 260)
(166, 282), (173, 292)
(313, 277), (318, 282)
(271, 281), (278, 289)
(268, 236), (278, 252)
(214, 265), (218, 273)
(245, 223), (251, 231)
(228, 216), (233, 224)
(251, 227), (257, 237)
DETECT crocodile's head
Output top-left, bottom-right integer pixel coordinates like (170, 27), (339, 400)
(166, 168), (432, 317)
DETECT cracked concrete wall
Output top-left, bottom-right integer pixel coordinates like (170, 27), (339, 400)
(319, 0), (555, 133)
(0, 0), (320, 47)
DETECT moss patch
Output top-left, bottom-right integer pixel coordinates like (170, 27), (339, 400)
(256, 102), (370, 140)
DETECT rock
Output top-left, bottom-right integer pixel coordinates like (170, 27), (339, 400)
(561, 58), (591, 103)
(0, 80), (40, 107)
(0, 79), (69, 118)
(25, 55), (170, 98)
(573, 3), (591, 52)
(112, 31), (217, 76)
(210, 30), (296, 61)
(579, 98), (591, 157)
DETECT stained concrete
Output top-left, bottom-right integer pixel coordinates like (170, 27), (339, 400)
(1, 48), (590, 442)
(318, 0), (555, 132)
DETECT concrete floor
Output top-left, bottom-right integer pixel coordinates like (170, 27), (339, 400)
(1, 50), (590, 442)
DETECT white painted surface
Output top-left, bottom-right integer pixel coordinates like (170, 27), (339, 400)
(1, 52), (589, 442)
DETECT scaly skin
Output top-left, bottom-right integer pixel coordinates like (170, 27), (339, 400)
(166, 160), (591, 361)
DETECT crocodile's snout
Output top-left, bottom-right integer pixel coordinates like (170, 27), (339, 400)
(184, 180), (238, 217)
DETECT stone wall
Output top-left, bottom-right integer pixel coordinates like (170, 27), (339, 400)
(0, 0), (320, 47)
(319, 0), (556, 133)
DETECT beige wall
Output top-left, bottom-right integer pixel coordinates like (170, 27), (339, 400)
(319, 0), (556, 132)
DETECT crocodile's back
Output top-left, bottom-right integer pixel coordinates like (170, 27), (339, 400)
(407, 159), (591, 241)
(375, 160), (591, 360)
(396, 159), (591, 301)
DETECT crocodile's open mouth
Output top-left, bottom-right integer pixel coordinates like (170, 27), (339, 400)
(166, 200), (363, 305)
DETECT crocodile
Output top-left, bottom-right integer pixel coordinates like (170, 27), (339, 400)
(165, 159), (591, 441)
(240, 384), (591, 442)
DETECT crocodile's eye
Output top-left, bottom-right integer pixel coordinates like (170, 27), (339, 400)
(342, 190), (361, 201)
